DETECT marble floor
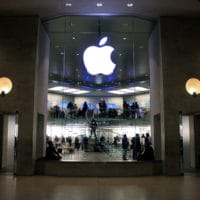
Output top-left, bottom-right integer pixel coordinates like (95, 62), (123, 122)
(0, 173), (200, 200)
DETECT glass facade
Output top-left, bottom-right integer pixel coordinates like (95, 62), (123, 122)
(45, 16), (152, 162)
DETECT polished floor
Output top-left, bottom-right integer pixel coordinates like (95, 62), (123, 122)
(0, 173), (200, 200)
(61, 144), (132, 162)
(61, 150), (132, 162)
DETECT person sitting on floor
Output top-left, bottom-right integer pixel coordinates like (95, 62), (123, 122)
(46, 141), (62, 160)
(138, 144), (155, 161)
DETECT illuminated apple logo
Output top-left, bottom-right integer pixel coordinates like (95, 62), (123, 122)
(83, 37), (116, 75)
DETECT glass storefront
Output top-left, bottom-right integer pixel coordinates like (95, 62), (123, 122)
(44, 16), (153, 162)
(46, 92), (151, 161)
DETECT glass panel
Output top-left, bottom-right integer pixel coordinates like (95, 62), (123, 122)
(45, 16), (152, 162)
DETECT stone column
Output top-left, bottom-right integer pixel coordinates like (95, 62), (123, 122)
(0, 16), (49, 175)
(150, 17), (200, 175)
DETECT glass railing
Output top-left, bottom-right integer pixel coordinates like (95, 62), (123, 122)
(46, 113), (152, 162)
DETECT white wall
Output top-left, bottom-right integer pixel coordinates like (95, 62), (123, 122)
(135, 94), (150, 108)
(74, 96), (123, 110)
(48, 93), (150, 111)
(48, 93), (74, 109)
(124, 93), (150, 108)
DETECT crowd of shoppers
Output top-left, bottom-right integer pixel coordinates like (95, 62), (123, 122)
(49, 99), (146, 120)
(46, 132), (154, 161)
(123, 101), (142, 119)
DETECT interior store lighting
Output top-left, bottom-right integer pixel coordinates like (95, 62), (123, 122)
(96, 3), (103, 7)
(48, 86), (90, 94)
(108, 86), (149, 95)
(49, 86), (149, 95)
(65, 3), (72, 7)
(127, 3), (133, 7)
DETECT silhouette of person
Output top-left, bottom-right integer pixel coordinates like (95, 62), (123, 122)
(82, 101), (88, 117)
(138, 144), (155, 161)
(46, 141), (62, 160)
(131, 134), (141, 160)
(122, 134), (129, 160)
(90, 118), (97, 138)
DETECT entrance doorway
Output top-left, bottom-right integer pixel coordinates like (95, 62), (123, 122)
(180, 114), (200, 172)
(0, 114), (18, 173)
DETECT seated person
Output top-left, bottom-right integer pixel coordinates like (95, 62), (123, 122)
(46, 141), (62, 160)
(138, 144), (155, 161)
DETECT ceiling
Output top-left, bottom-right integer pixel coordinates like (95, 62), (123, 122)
(0, 0), (199, 20)
(1, 0), (200, 96)
(45, 16), (151, 96)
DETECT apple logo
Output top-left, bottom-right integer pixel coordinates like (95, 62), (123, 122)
(83, 36), (116, 75)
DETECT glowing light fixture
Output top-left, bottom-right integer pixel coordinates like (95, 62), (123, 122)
(83, 36), (116, 75)
(66, 3), (72, 7)
(108, 86), (149, 95)
(0, 77), (13, 96)
(96, 3), (103, 7)
(48, 86), (90, 95)
(185, 78), (200, 96)
(127, 3), (133, 7)
(133, 86), (149, 92)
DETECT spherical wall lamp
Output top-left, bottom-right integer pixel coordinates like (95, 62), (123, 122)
(185, 78), (200, 96)
(0, 77), (13, 96)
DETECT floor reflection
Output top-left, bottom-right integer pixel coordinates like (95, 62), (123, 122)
(61, 148), (134, 162)
(1, 173), (200, 200)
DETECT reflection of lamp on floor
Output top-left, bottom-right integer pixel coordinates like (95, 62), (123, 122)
(185, 78), (200, 97)
(0, 77), (13, 96)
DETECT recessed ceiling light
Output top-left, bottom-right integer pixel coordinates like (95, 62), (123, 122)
(72, 37), (76, 40)
(96, 3), (103, 7)
(123, 37), (127, 40)
(127, 3), (133, 7)
(73, 90), (90, 94)
(66, 3), (72, 7)
(108, 86), (149, 95)
(52, 80), (59, 84)
(48, 86), (90, 94)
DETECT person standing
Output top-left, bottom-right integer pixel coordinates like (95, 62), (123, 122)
(83, 135), (89, 152)
(82, 101), (88, 117)
(122, 134), (129, 160)
(145, 133), (151, 147)
(90, 118), (97, 139)
(131, 134), (141, 160)
(135, 102), (141, 118)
